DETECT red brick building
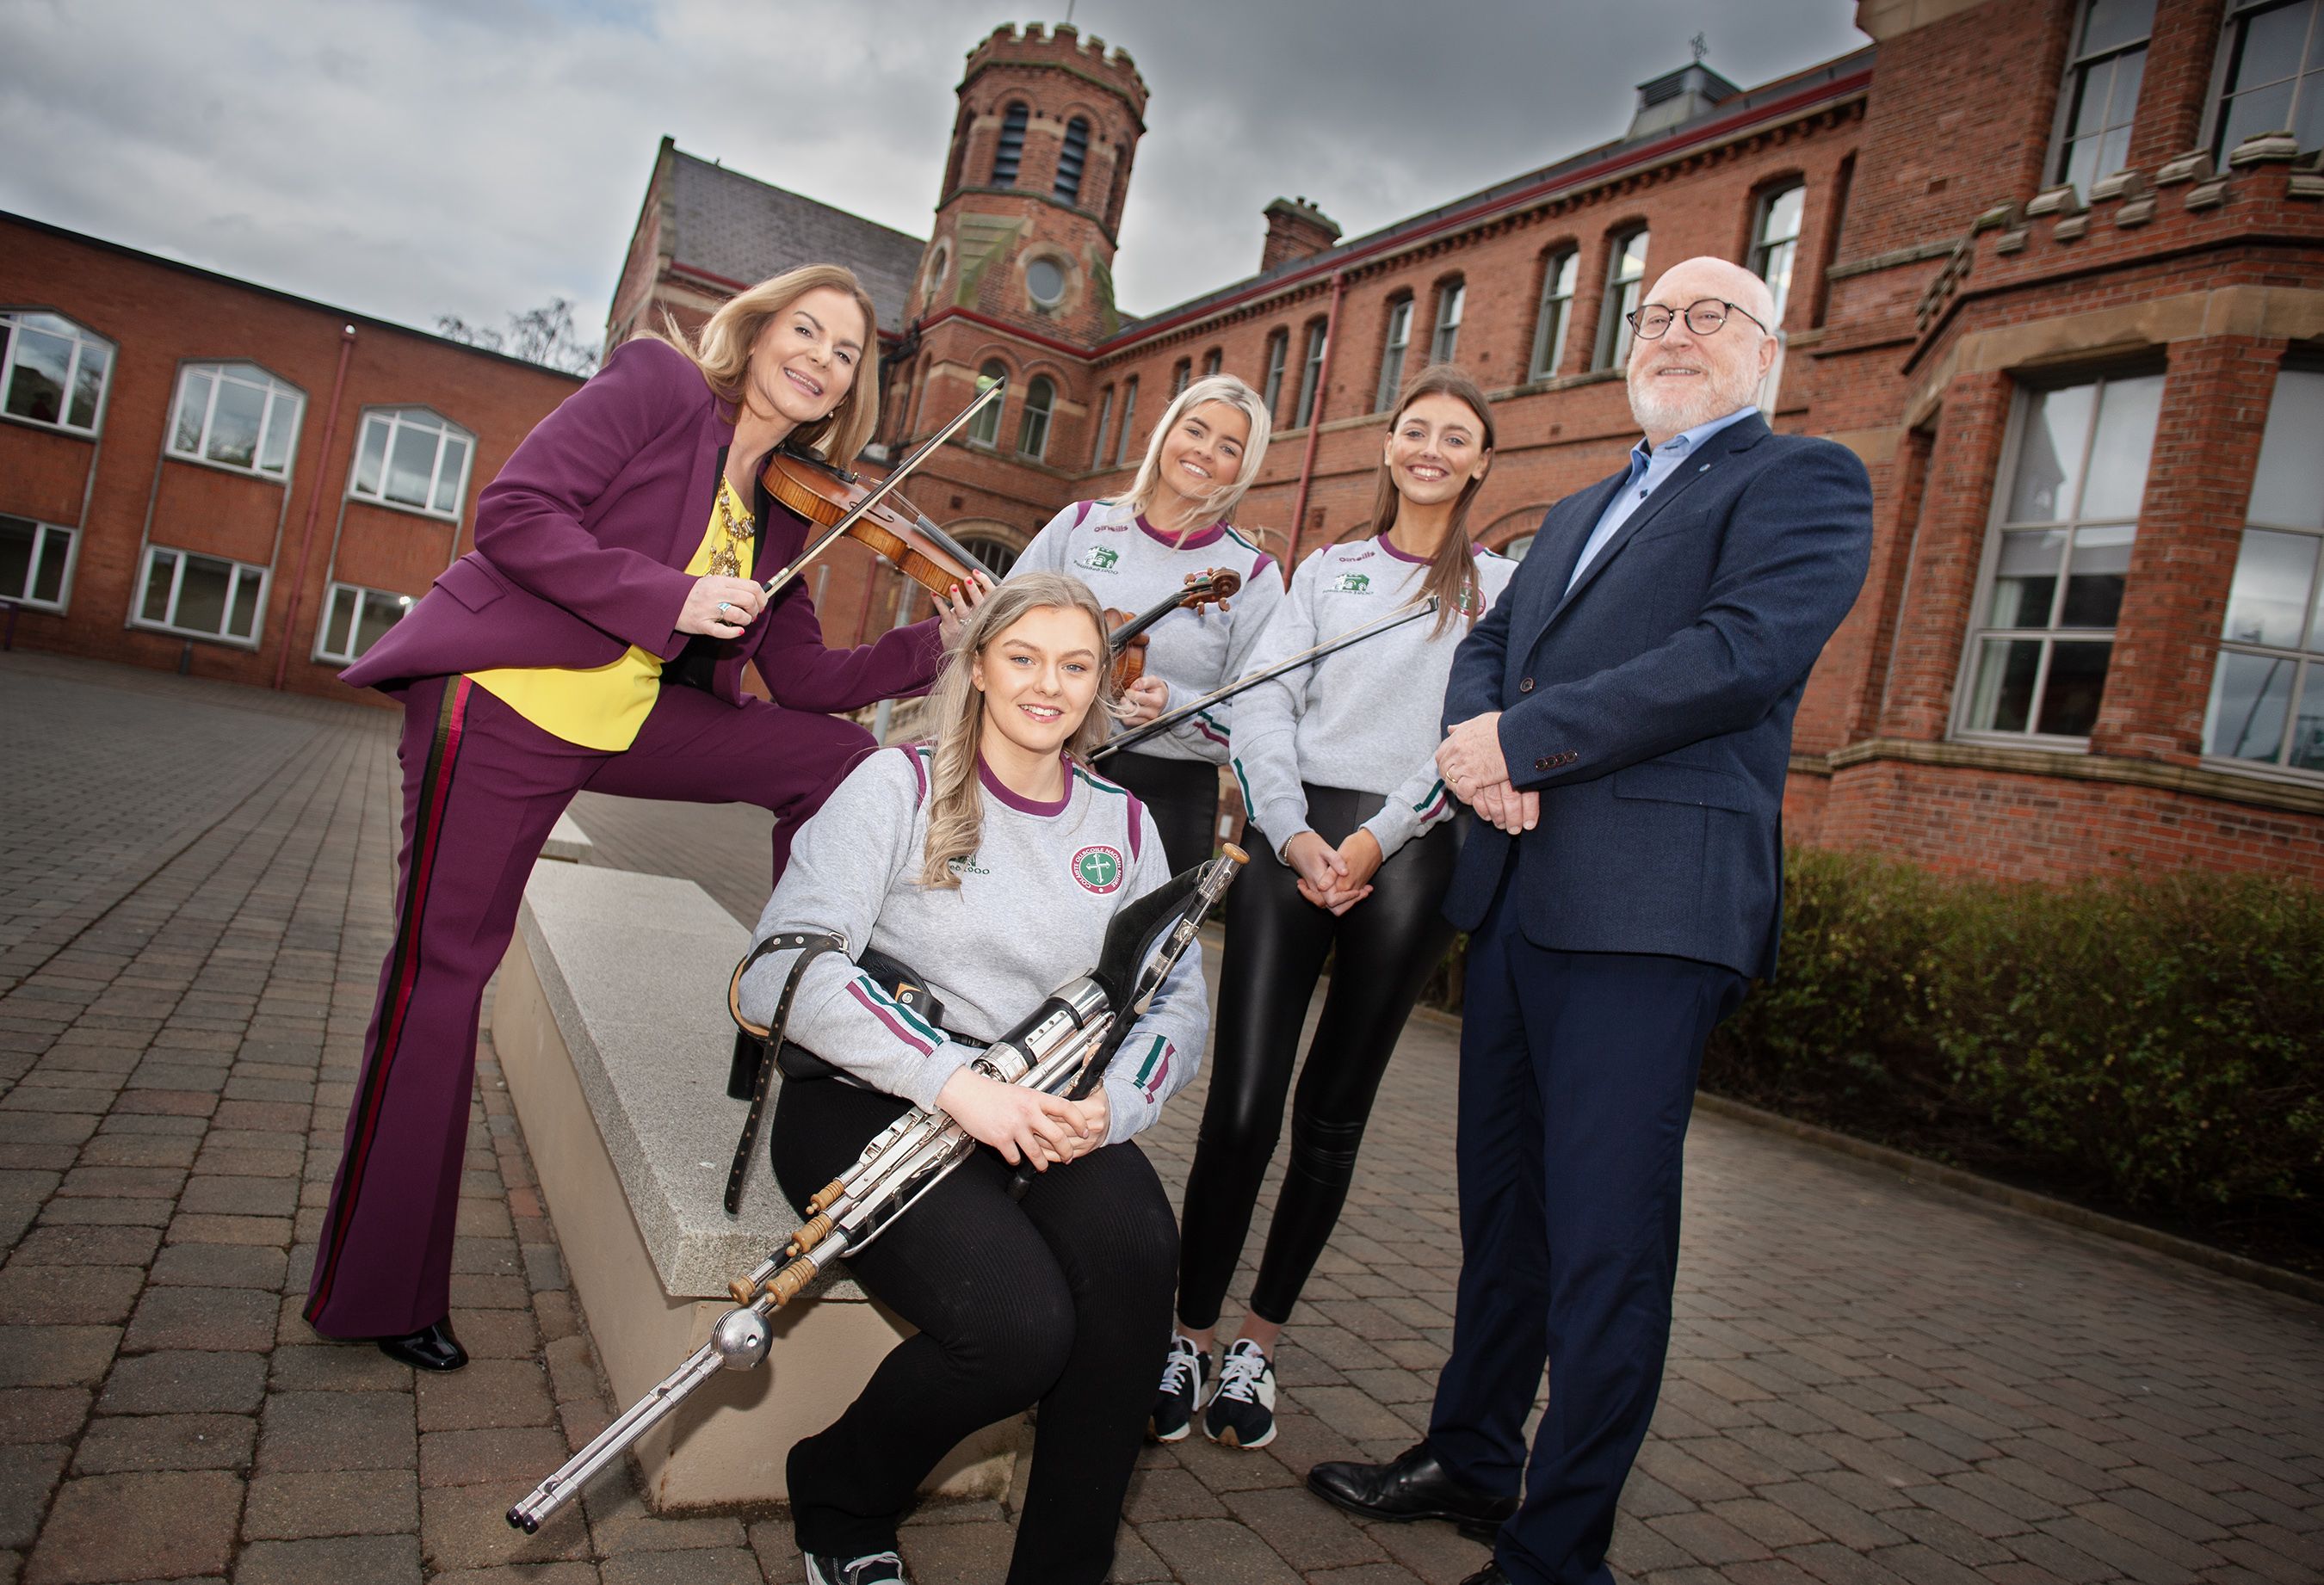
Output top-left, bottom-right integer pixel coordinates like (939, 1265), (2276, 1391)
(0, 216), (584, 698)
(606, 3), (2324, 881)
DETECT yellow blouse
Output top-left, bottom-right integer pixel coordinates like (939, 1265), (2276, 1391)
(468, 478), (751, 752)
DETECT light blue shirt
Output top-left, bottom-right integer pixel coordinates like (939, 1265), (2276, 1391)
(1566, 405), (1760, 593)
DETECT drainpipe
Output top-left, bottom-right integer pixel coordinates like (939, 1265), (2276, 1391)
(1285, 270), (1347, 570)
(273, 324), (357, 689)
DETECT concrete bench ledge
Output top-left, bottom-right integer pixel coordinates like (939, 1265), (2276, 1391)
(540, 811), (593, 863)
(492, 859), (1013, 1511)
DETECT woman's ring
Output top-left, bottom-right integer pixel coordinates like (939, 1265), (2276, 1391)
(716, 601), (732, 615)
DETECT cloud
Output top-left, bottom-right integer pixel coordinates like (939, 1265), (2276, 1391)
(0, 0), (1866, 334)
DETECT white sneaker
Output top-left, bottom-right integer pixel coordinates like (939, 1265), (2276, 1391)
(804, 1549), (907, 1584)
(1203, 1337), (1277, 1448)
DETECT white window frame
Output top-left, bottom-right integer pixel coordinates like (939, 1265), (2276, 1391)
(1295, 321), (1327, 428)
(2210, 0), (2322, 160)
(2202, 367), (2324, 781)
(0, 311), (115, 438)
(966, 362), (1008, 447)
(1597, 230), (1650, 370)
(1951, 370), (2164, 749)
(132, 545), (271, 648)
(1530, 250), (1579, 380)
(168, 361), (305, 479)
(1262, 331), (1289, 419)
(1115, 377), (1139, 466)
(1375, 298), (1413, 412)
(1090, 385), (1115, 468)
(1431, 281), (1465, 365)
(312, 581), (417, 664)
(1017, 376), (1054, 461)
(2050, 0), (2154, 191)
(348, 406), (475, 521)
(1752, 183), (1808, 326)
(0, 515), (79, 613)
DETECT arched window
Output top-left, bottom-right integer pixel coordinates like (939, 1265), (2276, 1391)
(1203, 348), (1222, 378)
(1752, 184), (1807, 326)
(1, 310), (114, 435)
(349, 407), (473, 519)
(1530, 250), (1579, 380)
(1115, 376), (1139, 466)
(1295, 320), (1328, 428)
(170, 361), (305, 478)
(1375, 296), (1413, 412)
(1595, 229), (1650, 370)
(1431, 280), (1465, 364)
(957, 533), (1021, 580)
(966, 361), (1008, 446)
(992, 102), (1029, 187)
(1090, 385), (1116, 467)
(1502, 533), (1536, 561)
(1017, 376), (1055, 460)
(1262, 330), (1289, 419)
(1054, 116), (1091, 203)
(1170, 358), (1191, 399)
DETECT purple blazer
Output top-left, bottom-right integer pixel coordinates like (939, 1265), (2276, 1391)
(342, 336), (943, 714)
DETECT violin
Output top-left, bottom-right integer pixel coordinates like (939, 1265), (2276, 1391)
(1103, 568), (1244, 691)
(761, 448), (992, 601)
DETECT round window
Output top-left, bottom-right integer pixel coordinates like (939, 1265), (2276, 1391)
(1025, 257), (1066, 307)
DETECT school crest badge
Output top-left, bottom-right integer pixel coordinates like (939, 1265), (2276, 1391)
(1077, 546), (1121, 572)
(1071, 845), (1125, 894)
(1327, 571), (1372, 595)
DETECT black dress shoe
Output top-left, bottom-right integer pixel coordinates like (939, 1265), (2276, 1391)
(1457, 1566), (1510, 1584)
(1307, 1440), (1516, 1539)
(375, 1318), (467, 1372)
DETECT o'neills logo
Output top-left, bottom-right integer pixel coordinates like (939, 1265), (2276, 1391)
(1071, 845), (1125, 893)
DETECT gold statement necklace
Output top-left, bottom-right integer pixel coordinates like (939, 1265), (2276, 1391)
(707, 476), (756, 580)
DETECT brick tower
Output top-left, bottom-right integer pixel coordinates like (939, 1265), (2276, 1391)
(912, 23), (1147, 347)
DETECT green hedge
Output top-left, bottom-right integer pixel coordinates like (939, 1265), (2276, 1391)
(1419, 849), (2323, 1268)
(1703, 849), (2323, 1258)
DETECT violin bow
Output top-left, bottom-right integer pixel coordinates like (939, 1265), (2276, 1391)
(1093, 598), (1439, 761)
(761, 378), (1007, 600)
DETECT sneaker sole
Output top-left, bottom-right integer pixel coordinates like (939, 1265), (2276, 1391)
(1205, 1418), (1277, 1449)
(1148, 1415), (1194, 1443)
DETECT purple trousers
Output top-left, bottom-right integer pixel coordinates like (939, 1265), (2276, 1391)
(305, 674), (875, 1338)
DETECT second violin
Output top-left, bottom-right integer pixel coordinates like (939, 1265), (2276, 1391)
(1104, 568), (1243, 691)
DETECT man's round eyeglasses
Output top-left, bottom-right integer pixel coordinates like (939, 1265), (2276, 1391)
(1625, 299), (1771, 340)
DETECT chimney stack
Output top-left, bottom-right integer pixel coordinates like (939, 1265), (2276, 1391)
(1261, 196), (1341, 273)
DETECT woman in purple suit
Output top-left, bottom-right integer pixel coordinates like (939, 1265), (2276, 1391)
(307, 264), (986, 1371)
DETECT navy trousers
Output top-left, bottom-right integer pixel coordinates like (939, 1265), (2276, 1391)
(1426, 894), (1746, 1585)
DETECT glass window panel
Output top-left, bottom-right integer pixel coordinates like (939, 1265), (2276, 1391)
(2290, 674), (2324, 768)
(1504, 533), (1535, 562)
(354, 417), (390, 496)
(68, 342), (108, 429)
(355, 590), (405, 657)
(2239, 2), (2311, 89)
(175, 554), (232, 633)
(2037, 639), (2112, 735)
(2064, 132), (2104, 194)
(141, 551), (176, 623)
(173, 372), (212, 453)
(31, 527), (65, 603)
(386, 422), (438, 506)
(967, 364), (1006, 445)
(2080, 0), (2155, 53)
(2061, 523), (2135, 626)
(258, 392), (295, 473)
(1762, 186), (1805, 246)
(2296, 69), (2324, 150)
(5, 327), (70, 424)
(2222, 77), (2296, 151)
(434, 436), (468, 514)
(324, 586), (357, 655)
(2310, 558), (2324, 653)
(2096, 120), (2135, 181)
(0, 518), (33, 600)
(2079, 373), (2163, 519)
(228, 569), (263, 638)
(2250, 371), (2324, 528)
(1969, 638), (2044, 731)
(206, 379), (266, 468)
(2009, 385), (2093, 521)
(2108, 49), (2146, 127)
(1988, 528), (2067, 626)
(2207, 650), (2295, 761)
(2222, 527), (2318, 646)
(2312, 0), (2324, 67)
(1116, 380), (1137, 466)
(21, 312), (71, 336)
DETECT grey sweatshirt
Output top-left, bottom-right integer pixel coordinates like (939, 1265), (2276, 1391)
(1009, 497), (1284, 765)
(738, 744), (1208, 1146)
(1230, 535), (1517, 862)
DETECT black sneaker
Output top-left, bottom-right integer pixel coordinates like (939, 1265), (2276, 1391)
(1148, 1334), (1212, 1442)
(1203, 1337), (1277, 1448)
(804, 1550), (907, 1584)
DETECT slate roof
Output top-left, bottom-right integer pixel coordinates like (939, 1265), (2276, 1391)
(667, 149), (925, 336)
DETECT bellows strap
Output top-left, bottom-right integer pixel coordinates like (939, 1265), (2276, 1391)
(725, 930), (844, 1215)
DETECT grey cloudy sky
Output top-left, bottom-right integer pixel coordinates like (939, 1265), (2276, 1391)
(0, 1), (1868, 336)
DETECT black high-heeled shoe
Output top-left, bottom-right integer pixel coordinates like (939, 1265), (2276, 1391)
(374, 1317), (468, 1372)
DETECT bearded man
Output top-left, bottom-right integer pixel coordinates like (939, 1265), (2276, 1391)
(1307, 256), (1873, 1585)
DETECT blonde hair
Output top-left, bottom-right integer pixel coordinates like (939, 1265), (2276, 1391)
(918, 573), (1119, 889)
(651, 263), (881, 465)
(1120, 373), (1274, 527)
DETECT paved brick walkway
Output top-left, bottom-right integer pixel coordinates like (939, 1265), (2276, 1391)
(3, 652), (2320, 1585)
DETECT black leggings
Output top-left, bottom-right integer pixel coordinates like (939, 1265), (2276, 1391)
(771, 1078), (1176, 1585)
(1176, 786), (1462, 1330)
(1100, 749), (1218, 873)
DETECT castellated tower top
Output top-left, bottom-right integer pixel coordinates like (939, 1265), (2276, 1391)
(963, 22), (1148, 124)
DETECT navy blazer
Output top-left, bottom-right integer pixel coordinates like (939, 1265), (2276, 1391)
(1441, 412), (1872, 978)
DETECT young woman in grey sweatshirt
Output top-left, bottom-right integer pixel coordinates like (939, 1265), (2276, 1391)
(1153, 367), (1516, 1452)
